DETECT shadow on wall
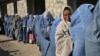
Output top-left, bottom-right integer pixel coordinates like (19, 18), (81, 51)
(0, 48), (19, 56)
(0, 18), (4, 35)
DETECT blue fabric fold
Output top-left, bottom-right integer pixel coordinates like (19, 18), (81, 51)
(27, 15), (34, 31)
(35, 11), (54, 56)
(69, 4), (94, 56)
(85, 0), (100, 56)
(3, 16), (8, 36)
(22, 15), (29, 27)
(49, 13), (61, 56)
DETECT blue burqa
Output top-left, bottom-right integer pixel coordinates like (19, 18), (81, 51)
(85, 0), (100, 56)
(69, 4), (94, 56)
(35, 11), (54, 56)
(49, 13), (61, 56)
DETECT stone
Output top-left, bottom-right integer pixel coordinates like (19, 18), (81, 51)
(17, 0), (27, 17)
(50, 3), (54, 7)
(7, 3), (14, 15)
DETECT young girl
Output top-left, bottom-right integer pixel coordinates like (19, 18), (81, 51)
(55, 6), (73, 56)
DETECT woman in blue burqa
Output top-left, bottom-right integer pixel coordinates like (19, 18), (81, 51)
(85, 0), (100, 56)
(69, 4), (94, 56)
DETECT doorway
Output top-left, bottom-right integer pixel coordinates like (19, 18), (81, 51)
(68, 0), (98, 11)
(27, 0), (45, 15)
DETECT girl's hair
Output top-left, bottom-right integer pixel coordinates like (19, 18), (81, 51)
(63, 7), (71, 12)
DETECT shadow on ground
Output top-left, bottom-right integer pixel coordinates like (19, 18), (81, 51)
(0, 39), (15, 43)
(0, 48), (19, 56)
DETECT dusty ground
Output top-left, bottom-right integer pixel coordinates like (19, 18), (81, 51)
(0, 35), (41, 56)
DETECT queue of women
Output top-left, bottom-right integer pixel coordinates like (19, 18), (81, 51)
(3, 0), (100, 56)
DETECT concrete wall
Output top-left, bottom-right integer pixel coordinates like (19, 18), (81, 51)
(6, 0), (68, 18)
(7, 3), (14, 15)
(17, 0), (27, 17)
(1, 0), (97, 18)
(45, 0), (67, 18)
(6, 0), (27, 17)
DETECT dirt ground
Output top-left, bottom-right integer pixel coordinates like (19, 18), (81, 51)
(0, 35), (41, 56)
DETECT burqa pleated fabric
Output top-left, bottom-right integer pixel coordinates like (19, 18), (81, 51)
(22, 15), (29, 42)
(22, 15), (29, 28)
(8, 16), (14, 37)
(40, 11), (54, 39)
(33, 15), (40, 32)
(9, 16), (14, 37)
(33, 15), (40, 38)
(27, 15), (34, 32)
(69, 4), (94, 56)
(35, 11), (54, 56)
(19, 18), (23, 40)
(3, 15), (8, 36)
(85, 0), (100, 56)
(49, 13), (61, 56)
(35, 15), (47, 48)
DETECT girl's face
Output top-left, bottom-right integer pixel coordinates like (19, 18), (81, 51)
(63, 10), (71, 22)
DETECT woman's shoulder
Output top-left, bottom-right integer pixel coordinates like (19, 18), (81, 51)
(56, 21), (65, 30)
(58, 21), (67, 27)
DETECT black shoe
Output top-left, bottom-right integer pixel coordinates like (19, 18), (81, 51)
(23, 41), (26, 43)
(18, 40), (22, 42)
(13, 38), (17, 40)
